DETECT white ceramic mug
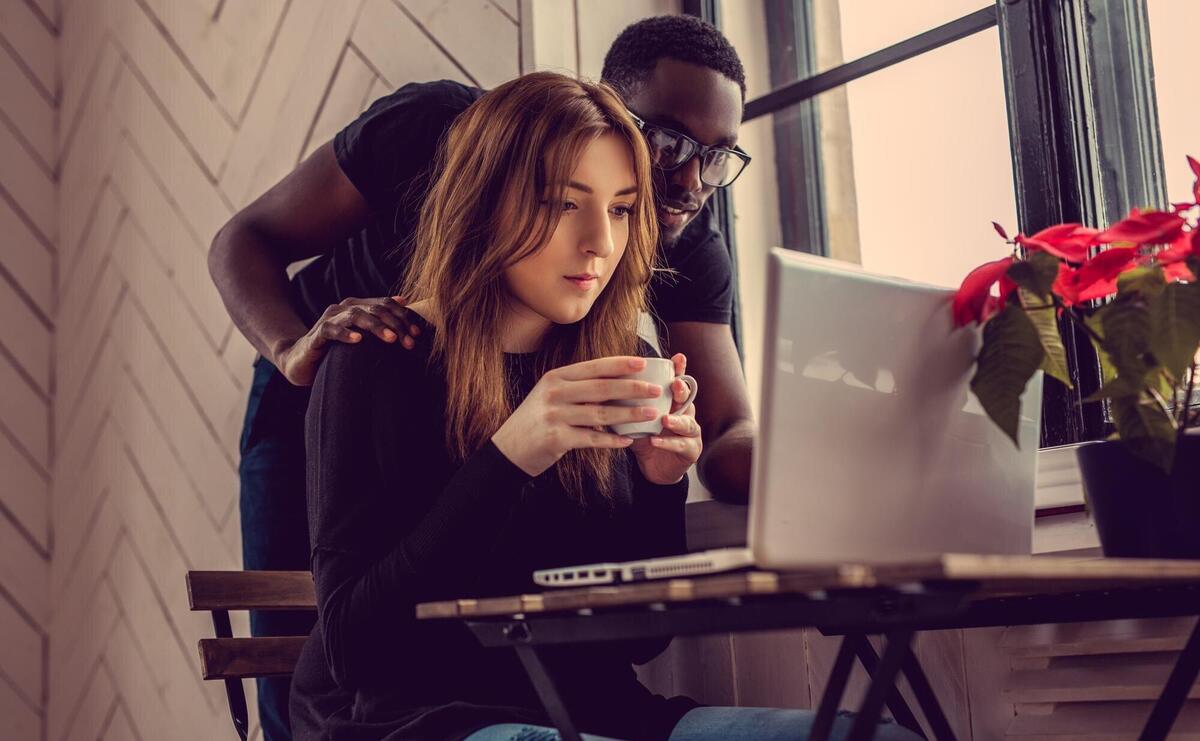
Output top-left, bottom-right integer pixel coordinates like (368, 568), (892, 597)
(609, 357), (698, 438)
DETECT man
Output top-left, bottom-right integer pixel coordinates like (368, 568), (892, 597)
(209, 14), (754, 740)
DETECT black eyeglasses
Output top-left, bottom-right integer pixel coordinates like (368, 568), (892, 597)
(628, 112), (751, 188)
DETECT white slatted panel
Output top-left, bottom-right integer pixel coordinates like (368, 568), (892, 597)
(0, 2), (55, 740)
(994, 507), (1198, 737)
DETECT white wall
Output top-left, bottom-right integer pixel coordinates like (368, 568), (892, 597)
(521, 0), (680, 78)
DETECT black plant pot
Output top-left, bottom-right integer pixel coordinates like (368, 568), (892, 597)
(1077, 434), (1200, 558)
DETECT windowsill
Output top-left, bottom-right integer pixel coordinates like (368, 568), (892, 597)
(1035, 442), (1088, 510)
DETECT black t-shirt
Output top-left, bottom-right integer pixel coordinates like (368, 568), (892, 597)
(289, 79), (733, 329)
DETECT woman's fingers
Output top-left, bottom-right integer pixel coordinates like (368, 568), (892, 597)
(662, 413), (700, 438)
(557, 404), (659, 427)
(555, 378), (663, 403)
(649, 436), (699, 456)
(672, 353), (687, 377)
(561, 427), (635, 449)
(669, 378), (696, 414)
(554, 356), (647, 381)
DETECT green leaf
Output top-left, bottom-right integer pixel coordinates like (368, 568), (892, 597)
(1007, 252), (1060, 300)
(1019, 289), (1072, 388)
(1148, 281), (1200, 381)
(1083, 309), (1119, 386)
(1085, 309), (1106, 340)
(1099, 298), (1155, 381)
(970, 304), (1044, 446)
(1108, 394), (1178, 472)
(1082, 370), (1174, 404)
(1117, 264), (1166, 298)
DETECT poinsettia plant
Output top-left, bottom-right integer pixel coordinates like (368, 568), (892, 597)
(954, 155), (1200, 472)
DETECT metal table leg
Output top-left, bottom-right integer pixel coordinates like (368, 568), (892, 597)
(850, 635), (926, 738)
(847, 631), (915, 741)
(1140, 618), (1200, 741)
(505, 622), (583, 741)
(899, 647), (956, 741)
(810, 635), (858, 741)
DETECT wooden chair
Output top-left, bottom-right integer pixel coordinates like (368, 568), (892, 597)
(186, 570), (316, 740)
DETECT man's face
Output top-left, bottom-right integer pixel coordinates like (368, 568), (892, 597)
(623, 58), (743, 246)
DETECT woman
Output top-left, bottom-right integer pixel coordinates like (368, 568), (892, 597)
(291, 72), (917, 741)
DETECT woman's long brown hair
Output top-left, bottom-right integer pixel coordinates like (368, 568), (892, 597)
(400, 72), (659, 499)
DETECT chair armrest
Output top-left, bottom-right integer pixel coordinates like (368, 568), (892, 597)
(186, 570), (316, 611)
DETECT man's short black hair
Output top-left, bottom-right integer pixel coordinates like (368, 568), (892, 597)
(601, 15), (746, 102)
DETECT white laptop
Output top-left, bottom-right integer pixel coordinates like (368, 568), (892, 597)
(533, 248), (1042, 587)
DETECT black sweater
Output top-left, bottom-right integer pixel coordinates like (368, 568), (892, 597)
(291, 327), (696, 741)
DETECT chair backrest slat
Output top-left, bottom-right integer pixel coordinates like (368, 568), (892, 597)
(187, 570), (316, 611)
(199, 637), (309, 680)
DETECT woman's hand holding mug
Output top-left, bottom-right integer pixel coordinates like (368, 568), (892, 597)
(621, 354), (702, 485)
(491, 356), (666, 477)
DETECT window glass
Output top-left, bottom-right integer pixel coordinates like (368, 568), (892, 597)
(1147, 0), (1200, 205)
(833, 0), (993, 70)
(726, 31), (1017, 405)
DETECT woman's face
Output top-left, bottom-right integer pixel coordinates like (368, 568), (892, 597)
(504, 132), (638, 328)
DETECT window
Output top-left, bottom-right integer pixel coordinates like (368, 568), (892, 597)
(722, 3), (1019, 417)
(712, 0), (1185, 447)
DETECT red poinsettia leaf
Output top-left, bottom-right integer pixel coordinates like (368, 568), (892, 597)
(1017, 223), (1101, 263)
(1053, 266), (1079, 307)
(1079, 246), (1139, 280)
(1031, 223), (1085, 242)
(1036, 241), (1092, 263)
(992, 221), (1009, 240)
(1075, 276), (1120, 302)
(1157, 230), (1196, 265)
(953, 256), (1014, 327)
(1184, 154), (1200, 205)
(1099, 209), (1186, 245)
(1164, 261), (1196, 282)
(998, 272), (1018, 301)
(1051, 247), (1139, 306)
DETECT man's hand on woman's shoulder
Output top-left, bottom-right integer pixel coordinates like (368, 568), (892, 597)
(275, 296), (424, 386)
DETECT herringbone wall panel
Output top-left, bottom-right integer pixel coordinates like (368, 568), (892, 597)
(36, 1), (518, 739)
(0, 0), (56, 738)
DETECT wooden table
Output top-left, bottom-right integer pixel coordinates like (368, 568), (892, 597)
(416, 555), (1200, 741)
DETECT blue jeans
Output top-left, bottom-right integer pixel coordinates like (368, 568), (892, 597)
(240, 358), (317, 741)
(465, 707), (924, 740)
